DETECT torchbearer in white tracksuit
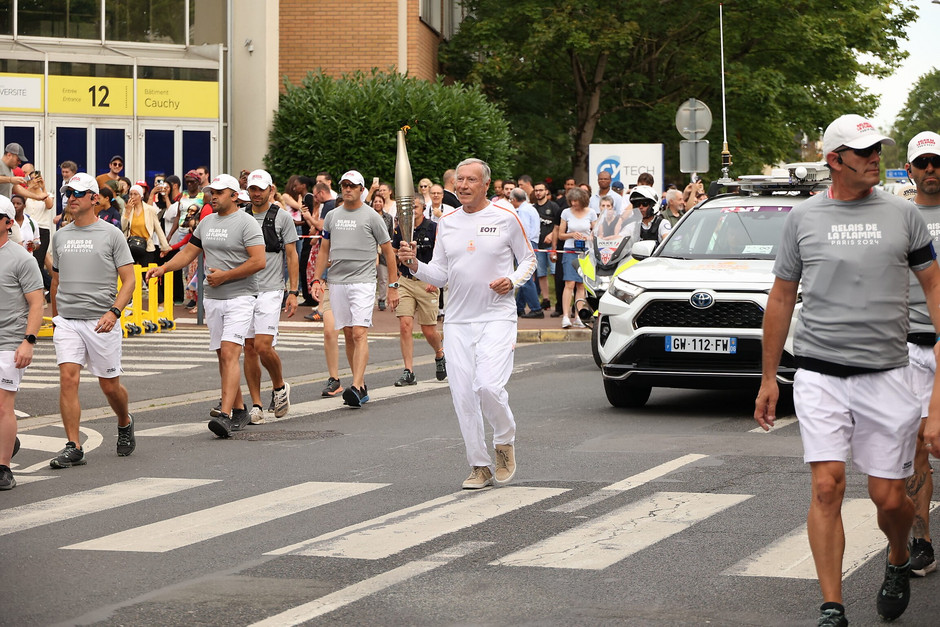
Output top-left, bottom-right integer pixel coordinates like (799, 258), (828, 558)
(397, 158), (537, 490)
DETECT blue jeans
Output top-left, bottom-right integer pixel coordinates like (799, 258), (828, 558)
(516, 272), (542, 314)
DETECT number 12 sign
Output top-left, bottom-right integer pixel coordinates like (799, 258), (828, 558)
(48, 76), (133, 116)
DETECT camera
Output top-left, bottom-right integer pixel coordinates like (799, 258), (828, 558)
(574, 238), (586, 251)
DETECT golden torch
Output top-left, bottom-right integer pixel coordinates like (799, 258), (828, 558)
(395, 127), (416, 244)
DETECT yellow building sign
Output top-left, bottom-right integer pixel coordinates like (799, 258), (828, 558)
(137, 79), (218, 119)
(48, 75), (134, 116)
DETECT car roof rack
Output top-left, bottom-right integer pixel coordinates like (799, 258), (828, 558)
(736, 162), (831, 195)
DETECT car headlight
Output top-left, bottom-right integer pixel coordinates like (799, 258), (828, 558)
(608, 280), (644, 304)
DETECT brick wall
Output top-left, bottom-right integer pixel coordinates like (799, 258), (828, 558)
(278, 0), (440, 88)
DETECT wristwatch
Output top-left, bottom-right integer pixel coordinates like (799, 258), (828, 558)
(24, 334), (37, 345)
(109, 306), (123, 318)
(388, 282), (400, 289)
(287, 290), (300, 296)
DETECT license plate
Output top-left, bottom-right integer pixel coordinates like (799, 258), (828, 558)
(665, 336), (737, 354)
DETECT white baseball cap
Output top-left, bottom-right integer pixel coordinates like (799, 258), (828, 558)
(207, 174), (240, 192)
(129, 184), (145, 197)
(246, 169), (273, 189)
(822, 114), (894, 157)
(339, 170), (366, 188)
(908, 131), (940, 163)
(0, 195), (14, 220)
(60, 172), (99, 195)
(237, 189), (250, 203)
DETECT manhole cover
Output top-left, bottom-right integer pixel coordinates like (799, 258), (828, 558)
(231, 430), (343, 441)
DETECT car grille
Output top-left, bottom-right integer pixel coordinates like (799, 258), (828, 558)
(635, 300), (764, 329)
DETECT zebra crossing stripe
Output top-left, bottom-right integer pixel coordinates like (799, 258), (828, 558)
(61, 482), (388, 553)
(748, 417), (798, 433)
(725, 498), (900, 579)
(0, 478), (217, 537)
(495, 491), (752, 570)
(248, 542), (491, 626)
(136, 423), (212, 437)
(268, 486), (568, 560)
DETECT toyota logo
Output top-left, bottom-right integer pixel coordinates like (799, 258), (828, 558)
(689, 291), (714, 309)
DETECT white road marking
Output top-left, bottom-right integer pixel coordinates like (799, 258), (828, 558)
(11, 475), (56, 485)
(135, 423), (212, 437)
(724, 498), (925, 579)
(11, 426), (103, 474)
(550, 453), (708, 513)
(62, 482), (388, 553)
(496, 491), (752, 570)
(0, 477), (216, 536)
(268, 486), (568, 560)
(249, 542), (490, 627)
(749, 417), (798, 433)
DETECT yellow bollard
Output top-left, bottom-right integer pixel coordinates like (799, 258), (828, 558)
(158, 269), (175, 330)
(143, 263), (160, 333)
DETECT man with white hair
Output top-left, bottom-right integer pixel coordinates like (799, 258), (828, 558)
(240, 169), (299, 424)
(49, 173), (137, 468)
(147, 174), (266, 438)
(0, 195), (43, 489)
(660, 189), (686, 227)
(398, 158), (536, 489)
(903, 130), (940, 579)
(756, 115), (940, 626)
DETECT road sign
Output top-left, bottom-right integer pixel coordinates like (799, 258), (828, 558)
(680, 140), (709, 173)
(676, 99), (712, 141)
(885, 169), (908, 180)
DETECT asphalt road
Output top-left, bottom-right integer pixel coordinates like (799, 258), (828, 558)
(4, 329), (940, 626)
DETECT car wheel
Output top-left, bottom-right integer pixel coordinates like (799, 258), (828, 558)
(604, 379), (652, 408)
(591, 322), (602, 368)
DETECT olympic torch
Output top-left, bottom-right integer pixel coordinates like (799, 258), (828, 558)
(395, 127), (416, 244)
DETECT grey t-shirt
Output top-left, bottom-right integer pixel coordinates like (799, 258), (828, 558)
(192, 210), (264, 300)
(249, 205), (299, 293)
(0, 159), (13, 198)
(52, 219), (135, 319)
(0, 240), (44, 351)
(908, 202), (940, 335)
(322, 203), (392, 284)
(774, 189), (934, 369)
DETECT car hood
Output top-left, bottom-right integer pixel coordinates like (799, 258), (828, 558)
(619, 257), (776, 291)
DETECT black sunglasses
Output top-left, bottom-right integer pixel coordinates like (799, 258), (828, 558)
(836, 143), (882, 159)
(912, 155), (940, 170)
(64, 189), (91, 198)
(340, 181), (360, 189)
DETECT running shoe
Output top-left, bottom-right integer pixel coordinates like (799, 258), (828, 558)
(209, 399), (223, 417)
(817, 604), (847, 627)
(342, 385), (369, 408)
(0, 465), (15, 490)
(231, 407), (251, 432)
(494, 444), (516, 484)
(394, 369), (416, 387)
(876, 552), (911, 621)
(435, 355), (447, 381)
(322, 377), (343, 397)
(50, 442), (86, 468)
(249, 405), (265, 425)
(272, 382), (291, 418)
(462, 466), (493, 489)
(116, 414), (136, 457)
(208, 414), (233, 438)
(910, 538), (936, 577)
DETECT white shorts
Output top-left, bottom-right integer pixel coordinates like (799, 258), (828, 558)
(204, 295), (256, 351)
(0, 351), (25, 392)
(246, 290), (281, 345)
(53, 316), (123, 379)
(908, 343), (936, 417)
(329, 282), (375, 329)
(794, 367), (921, 479)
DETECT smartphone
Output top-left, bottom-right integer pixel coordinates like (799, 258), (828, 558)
(372, 176), (379, 186)
(154, 176), (165, 186)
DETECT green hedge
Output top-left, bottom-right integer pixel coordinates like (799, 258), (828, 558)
(265, 70), (513, 189)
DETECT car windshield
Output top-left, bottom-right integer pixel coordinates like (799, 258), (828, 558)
(657, 204), (793, 260)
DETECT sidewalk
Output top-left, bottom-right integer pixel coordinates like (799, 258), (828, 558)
(170, 302), (591, 343)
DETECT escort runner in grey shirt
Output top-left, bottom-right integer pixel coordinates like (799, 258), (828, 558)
(321, 204), (391, 284)
(908, 203), (940, 335)
(250, 206), (298, 292)
(51, 220), (135, 319)
(774, 189), (934, 369)
(191, 211), (265, 299)
(0, 159), (13, 198)
(0, 240), (43, 350)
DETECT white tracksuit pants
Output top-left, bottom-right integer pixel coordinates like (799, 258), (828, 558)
(443, 320), (517, 468)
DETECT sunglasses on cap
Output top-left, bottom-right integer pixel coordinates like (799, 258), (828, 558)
(912, 155), (940, 170)
(64, 189), (92, 198)
(835, 143), (882, 158)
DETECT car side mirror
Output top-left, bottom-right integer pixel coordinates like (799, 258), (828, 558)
(631, 240), (656, 260)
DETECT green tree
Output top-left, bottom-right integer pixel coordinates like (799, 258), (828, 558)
(891, 69), (940, 165)
(265, 70), (513, 187)
(441, 0), (915, 183)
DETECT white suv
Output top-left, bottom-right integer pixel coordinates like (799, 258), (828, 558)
(595, 164), (830, 408)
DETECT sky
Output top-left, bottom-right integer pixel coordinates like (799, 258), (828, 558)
(858, 0), (940, 130)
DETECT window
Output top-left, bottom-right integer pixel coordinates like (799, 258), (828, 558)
(138, 65), (217, 81)
(420, 0), (441, 34)
(0, 0), (11, 35)
(105, 0), (185, 44)
(18, 0), (101, 40)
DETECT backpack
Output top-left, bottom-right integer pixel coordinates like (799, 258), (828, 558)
(246, 205), (283, 253)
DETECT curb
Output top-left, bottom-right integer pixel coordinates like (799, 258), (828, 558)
(517, 328), (591, 343)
